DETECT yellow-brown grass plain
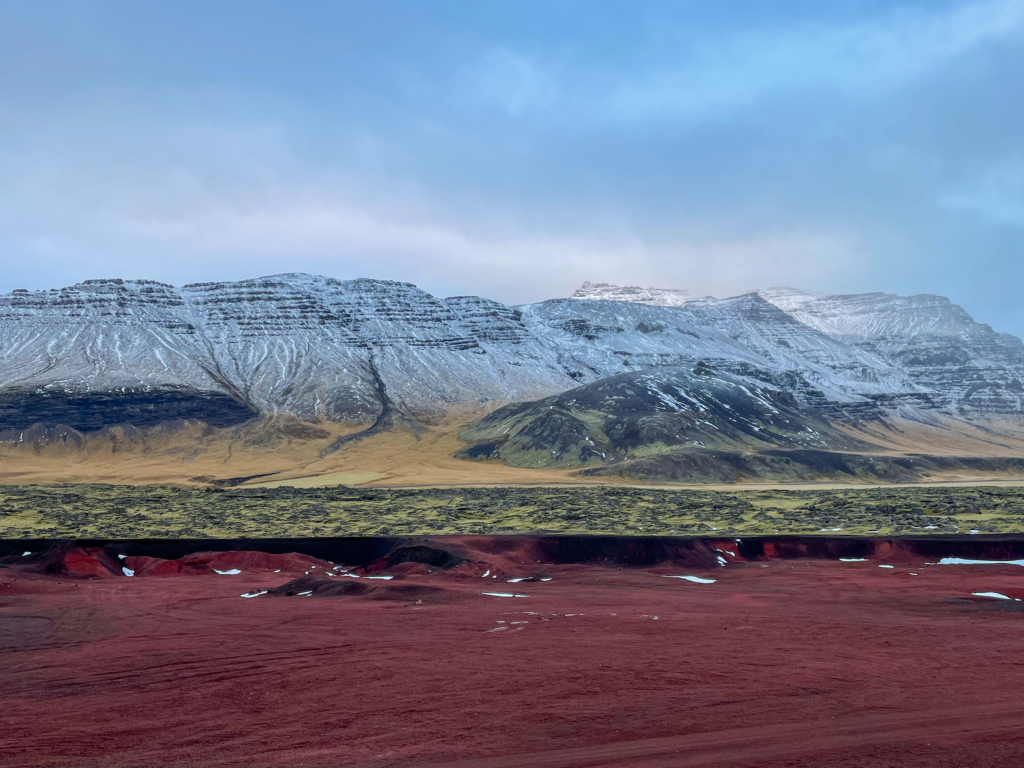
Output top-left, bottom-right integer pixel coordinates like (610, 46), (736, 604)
(1, 410), (1024, 490)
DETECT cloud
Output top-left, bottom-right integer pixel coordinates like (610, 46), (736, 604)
(463, 49), (557, 115)
(939, 156), (1024, 226)
(112, 191), (853, 301)
(0, 115), (857, 304)
(603, 0), (1024, 123)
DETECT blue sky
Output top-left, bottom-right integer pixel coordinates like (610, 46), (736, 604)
(0, 0), (1021, 335)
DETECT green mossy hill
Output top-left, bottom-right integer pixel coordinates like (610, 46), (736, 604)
(0, 483), (1022, 538)
(578, 449), (1024, 484)
(458, 366), (871, 469)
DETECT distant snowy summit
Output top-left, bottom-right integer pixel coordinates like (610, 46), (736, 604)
(572, 281), (1017, 349)
(570, 281), (698, 307)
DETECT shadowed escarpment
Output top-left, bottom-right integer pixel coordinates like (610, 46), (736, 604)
(0, 387), (257, 438)
(7, 535), (1024, 578)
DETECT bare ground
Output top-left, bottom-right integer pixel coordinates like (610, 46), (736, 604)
(3, 539), (1024, 767)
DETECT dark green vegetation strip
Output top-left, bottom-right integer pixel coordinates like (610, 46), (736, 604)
(1, 484), (1023, 538)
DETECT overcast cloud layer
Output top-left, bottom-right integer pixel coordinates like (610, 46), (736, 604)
(0, 0), (1021, 335)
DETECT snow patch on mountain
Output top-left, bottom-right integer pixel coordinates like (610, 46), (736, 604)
(570, 281), (700, 306)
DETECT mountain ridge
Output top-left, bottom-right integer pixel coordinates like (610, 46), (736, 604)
(0, 275), (1021, 449)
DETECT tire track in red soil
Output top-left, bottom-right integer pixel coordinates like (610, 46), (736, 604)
(424, 703), (1024, 768)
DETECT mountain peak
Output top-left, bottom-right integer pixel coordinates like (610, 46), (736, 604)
(570, 282), (696, 307)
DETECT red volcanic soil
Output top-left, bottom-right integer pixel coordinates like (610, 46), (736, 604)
(2, 538), (1023, 768)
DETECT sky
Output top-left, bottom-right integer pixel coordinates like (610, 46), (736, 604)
(0, 0), (1021, 335)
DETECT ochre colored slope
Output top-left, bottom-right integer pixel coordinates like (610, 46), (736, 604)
(0, 414), (597, 488)
(0, 410), (1023, 488)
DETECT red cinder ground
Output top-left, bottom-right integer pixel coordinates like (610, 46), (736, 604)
(1, 548), (1023, 767)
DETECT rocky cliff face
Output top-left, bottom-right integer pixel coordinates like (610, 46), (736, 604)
(0, 274), (1019, 438)
(755, 288), (1024, 416)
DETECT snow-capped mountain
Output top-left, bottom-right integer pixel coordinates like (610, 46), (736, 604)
(753, 288), (1024, 417)
(568, 282), (1024, 417)
(570, 281), (698, 306)
(0, 274), (1020, 438)
(523, 294), (913, 404)
(0, 275), (573, 428)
